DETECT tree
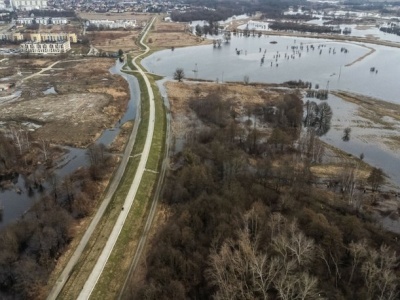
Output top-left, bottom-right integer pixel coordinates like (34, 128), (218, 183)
(174, 68), (185, 82)
(195, 24), (203, 37)
(367, 167), (385, 192)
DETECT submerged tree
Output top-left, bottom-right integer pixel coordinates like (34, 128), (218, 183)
(303, 101), (332, 136)
(342, 127), (351, 142)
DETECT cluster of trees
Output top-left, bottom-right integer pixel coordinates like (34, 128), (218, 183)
(0, 141), (115, 298)
(303, 100), (332, 136)
(0, 196), (72, 299)
(380, 26), (400, 36)
(269, 22), (342, 34)
(129, 89), (399, 299)
(194, 21), (220, 37)
(29, 10), (76, 18)
(172, 8), (244, 23)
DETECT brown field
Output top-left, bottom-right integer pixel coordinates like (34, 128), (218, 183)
(78, 12), (152, 23)
(86, 30), (142, 53)
(0, 58), (129, 147)
(148, 18), (212, 50)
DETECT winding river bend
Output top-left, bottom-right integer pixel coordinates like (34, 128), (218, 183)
(0, 60), (139, 229)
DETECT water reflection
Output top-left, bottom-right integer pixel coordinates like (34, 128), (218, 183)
(142, 35), (400, 104)
(0, 61), (140, 228)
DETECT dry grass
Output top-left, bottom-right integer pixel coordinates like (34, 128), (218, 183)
(166, 81), (283, 117)
(87, 30), (142, 52)
(333, 91), (400, 125)
(147, 18), (212, 50)
(78, 12), (152, 22)
(1, 58), (129, 147)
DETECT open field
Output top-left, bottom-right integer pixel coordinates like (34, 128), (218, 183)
(0, 57), (129, 147)
(147, 17), (212, 50)
(78, 12), (152, 23)
(86, 30), (142, 53)
(76, 13), (152, 53)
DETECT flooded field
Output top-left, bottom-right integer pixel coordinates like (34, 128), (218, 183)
(143, 35), (399, 103)
(143, 34), (400, 188)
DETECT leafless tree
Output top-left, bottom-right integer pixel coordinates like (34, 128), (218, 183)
(174, 68), (185, 82)
(207, 209), (320, 300)
(348, 239), (368, 284)
(39, 139), (50, 161)
(361, 244), (399, 300)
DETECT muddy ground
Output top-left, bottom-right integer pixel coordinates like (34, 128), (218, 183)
(0, 57), (129, 147)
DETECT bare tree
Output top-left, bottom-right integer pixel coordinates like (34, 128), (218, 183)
(361, 244), (398, 300)
(174, 68), (185, 82)
(348, 239), (368, 284)
(39, 139), (50, 161)
(367, 167), (385, 192)
(207, 209), (320, 300)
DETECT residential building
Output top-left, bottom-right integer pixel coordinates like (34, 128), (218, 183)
(17, 17), (68, 25)
(11, 0), (48, 10)
(30, 32), (77, 43)
(20, 40), (71, 53)
(0, 32), (24, 41)
(86, 19), (136, 29)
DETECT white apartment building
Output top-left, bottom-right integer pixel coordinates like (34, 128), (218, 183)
(17, 17), (68, 25)
(86, 19), (136, 29)
(11, 0), (48, 10)
(20, 40), (70, 54)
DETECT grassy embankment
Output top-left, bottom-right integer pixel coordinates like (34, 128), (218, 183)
(88, 36), (167, 299)
(58, 27), (166, 299)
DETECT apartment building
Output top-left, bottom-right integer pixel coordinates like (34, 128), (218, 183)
(20, 40), (71, 53)
(11, 0), (48, 10)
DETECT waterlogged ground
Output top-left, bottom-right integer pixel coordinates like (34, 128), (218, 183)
(143, 35), (400, 103)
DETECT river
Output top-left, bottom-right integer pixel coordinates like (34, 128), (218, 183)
(0, 60), (140, 229)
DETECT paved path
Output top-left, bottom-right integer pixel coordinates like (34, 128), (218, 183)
(77, 17), (156, 299)
(45, 46), (145, 300)
(118, 86), (172, 300)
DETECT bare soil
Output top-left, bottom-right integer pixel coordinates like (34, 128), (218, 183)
(0, 58), (129, 147)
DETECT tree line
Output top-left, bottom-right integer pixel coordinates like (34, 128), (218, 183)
(269, 22), (342, 34)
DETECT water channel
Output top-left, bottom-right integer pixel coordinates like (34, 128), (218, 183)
(0, 60), (139, 229)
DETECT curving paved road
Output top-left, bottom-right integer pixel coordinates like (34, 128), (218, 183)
(46, 20), (154, 300)
(77, 17), (156, 299)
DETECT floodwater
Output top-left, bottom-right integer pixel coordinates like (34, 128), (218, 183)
(142, 35), (400, 103)
(142, 34), (400, 186)
(315, 94), (400, 187)
(0, 60), (140, 228)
